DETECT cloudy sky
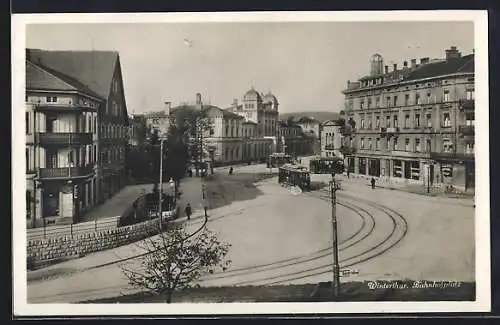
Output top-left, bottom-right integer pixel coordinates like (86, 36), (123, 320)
(26, 20), (474, 115)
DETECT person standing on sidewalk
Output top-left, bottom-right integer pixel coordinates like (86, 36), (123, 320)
(184, 203), (192, 220)
(371, 177), (376, 189)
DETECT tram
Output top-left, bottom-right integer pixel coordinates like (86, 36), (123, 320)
(267, 153), (293, 168)
(278, 164), (311, 191)
(309, 156), (345, 174)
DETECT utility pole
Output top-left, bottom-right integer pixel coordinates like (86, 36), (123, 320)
(158, 139), (164, 224)
(330, 176), (341, 299)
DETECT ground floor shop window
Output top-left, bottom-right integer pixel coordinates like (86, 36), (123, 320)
(358, 158), (366, 175)
(368, 159), (380, 177)
(43, 190), (60, 218)
(410, 161), (420, 180)
(393, 160), (403, 177)
(347, 158), (355, 173)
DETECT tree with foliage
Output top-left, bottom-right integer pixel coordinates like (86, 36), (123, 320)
(120, 222), (231, 303)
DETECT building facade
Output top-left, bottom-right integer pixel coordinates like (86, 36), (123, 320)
(341, 46), (475, 191)
(26, 49), (129, 228)
(144, 109), (170, 138)
(320, 119), (344, 158)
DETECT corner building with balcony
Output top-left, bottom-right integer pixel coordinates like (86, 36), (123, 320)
(26, 49), (129, 228)
(341, 47), (475, 192)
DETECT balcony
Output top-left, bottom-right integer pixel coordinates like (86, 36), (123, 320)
(33, 102), (97, 112)
(430, 151), (475, 162)
(340, 146), (356, 156)
(340, 126), (355, 136)
(386, 127), (400, 136)
(36, 132), (93, 146)
(324, 144), (336, 150)
(38, 165), (94, 180)
(459, 99), (474, 110)
(459, 125), (475, 136)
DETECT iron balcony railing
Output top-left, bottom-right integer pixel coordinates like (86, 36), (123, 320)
(458, 125), (475, 135)
(459, 99), (474, 110)
(33, 102), (97, 111)
(430, 151), (475, 161)
(38, 165), (94, 179)
(35, 132), (93, 146)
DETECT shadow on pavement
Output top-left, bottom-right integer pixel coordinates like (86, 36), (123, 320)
(205, 172), (275, 210)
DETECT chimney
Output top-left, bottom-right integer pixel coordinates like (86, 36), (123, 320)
(403, 61), (408, 68)
(384, 65), (389, 74)
(232, 99), (238, 107)
(411, 59), (417, 68)
(393, 63), (397, 71)
(420, 57), (430, 64)
(195, 93), (202, 110)
(164, 102), (171, 115)
(445, 46), (461, 60)
(347, 80), (351, 88)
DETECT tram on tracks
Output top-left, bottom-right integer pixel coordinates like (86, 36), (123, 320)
(267, 153), (293, 168)
(309, 156), (345, 174)
(278, 163), (311, 191)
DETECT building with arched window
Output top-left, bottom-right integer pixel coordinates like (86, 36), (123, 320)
(341, 46), (475, 192)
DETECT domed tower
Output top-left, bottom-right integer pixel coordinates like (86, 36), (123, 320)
(263, 91), (279, 111)
(370, 53), (384, 76)
(243, 86), (262, 110)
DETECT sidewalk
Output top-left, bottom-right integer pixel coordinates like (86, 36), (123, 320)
(28, 176), (204, 282)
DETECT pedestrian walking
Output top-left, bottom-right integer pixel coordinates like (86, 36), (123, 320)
(229, 167), (233, 175)
(371, 177), (376, 189)
(347, 170), (350, 179)
(184, 203), (192, 220)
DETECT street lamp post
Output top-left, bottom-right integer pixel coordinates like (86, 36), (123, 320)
(330, 175), (341, 299)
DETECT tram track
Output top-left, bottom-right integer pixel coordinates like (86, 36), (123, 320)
(217, 189), (408, 286)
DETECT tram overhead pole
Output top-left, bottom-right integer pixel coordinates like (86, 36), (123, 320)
(330, 175), (341, 299)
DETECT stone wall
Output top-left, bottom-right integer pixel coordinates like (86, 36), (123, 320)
(27, 213), (174, 266)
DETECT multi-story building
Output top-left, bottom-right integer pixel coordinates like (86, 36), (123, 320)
(26, 49), (129, 227)
(277, 120), (314, 157)
(297, 116), (321, 154)
(144, 108), (170, 138)
(172, 93), (273, 165)
(127, 113), (148, 147)
(341, 46), (475, 191)
(320, 119), (344, 158)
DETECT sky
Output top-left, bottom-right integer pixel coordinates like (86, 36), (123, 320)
(26, 21), (474, 115)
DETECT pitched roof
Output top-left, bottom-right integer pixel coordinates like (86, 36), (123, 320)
(171, 104), (243, 119)
(26, 60), (103, 99)
(26, 49), (119, 99)
(404, 54), (474, 81)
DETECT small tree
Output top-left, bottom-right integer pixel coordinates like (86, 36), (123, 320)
(121, 223), (231, 303)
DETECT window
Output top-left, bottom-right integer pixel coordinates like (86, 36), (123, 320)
(404, 114), (410, 128)
(368, 118), (372, 129)
(442, 139), (453, 153)
(361, 138), (365, 149)
(415, 138), (421, 152)
(465, 142), (474, 154)
(375, 97), (380, 108)
(26, 148), (30, 171)
(46, 96), (58, 103)
(415, 93), (421, 105)
(393, 96), (398, 107)
(426, 139), (432, 152)
(225, 125), (229, 137)
(26, 190), (32, 219)
(415, 114), (420, 128)
(426, 92), (431, 103)
(367, 98), (372, 109)
(393, 115), (399, 128)
(443, 90), (450, 102)
(405, 138), (410, 151)
(386, 116), (391, 127)
(392, 137), (398, 150)
(426, 113), (432, 127)
(360, 119), (365, 129)
(368, 138), (372, 150)
(404, 94), (410, 106)
(443, 112), (451, 127)
(466, 89), (475, 100)
(386, 96), (391, 107)
(376, 138), (380, 150)
(25, 112), (30, 134)
(466, 112), (475, 126)
(360, 100), (364, 109)
(375, 116), (380, 128)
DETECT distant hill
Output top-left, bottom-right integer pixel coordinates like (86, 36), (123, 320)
(279, 111), (341, 123)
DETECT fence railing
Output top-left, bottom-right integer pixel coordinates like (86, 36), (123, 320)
(27, 216), (120, 241)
